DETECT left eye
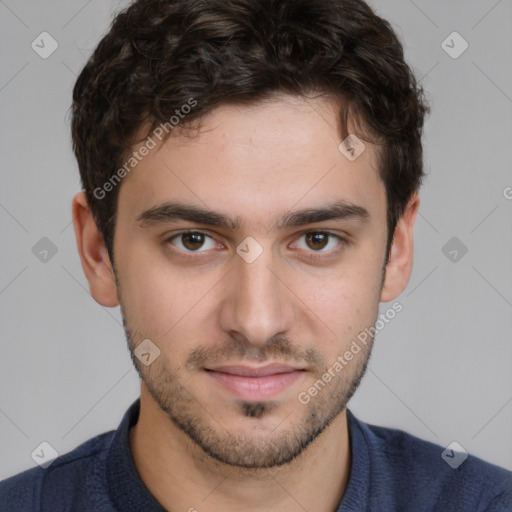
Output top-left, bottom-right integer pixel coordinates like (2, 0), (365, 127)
(294, 231), (344, 253)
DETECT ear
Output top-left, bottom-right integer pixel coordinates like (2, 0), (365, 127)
(380, 193), (420, 302)
(72, 191), (119, 307)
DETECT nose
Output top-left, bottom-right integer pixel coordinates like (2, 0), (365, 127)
(218, 244), (295, 348)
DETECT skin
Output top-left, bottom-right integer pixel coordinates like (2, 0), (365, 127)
(73, 93), (419, 511)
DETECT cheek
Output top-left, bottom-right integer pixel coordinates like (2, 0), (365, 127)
(114, 244), (174, 335)
(292, 256), (383, 350)
(116, 244), (221, 339)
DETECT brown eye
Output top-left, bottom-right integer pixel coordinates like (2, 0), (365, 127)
(167, 231), (217, 253)
(305, 232), (329, 251)
(294, 231), (345, 254)
(181, 232), (205, 251)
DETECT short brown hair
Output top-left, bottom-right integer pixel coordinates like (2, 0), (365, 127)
(71, 0), (430, 262)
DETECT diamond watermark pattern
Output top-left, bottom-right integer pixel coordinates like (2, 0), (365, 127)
(134, 339), (161, 366)
(31, 441), (58, 469)
(32, 237), (58, 263)
(441, 32), (469, 60)
(338, 134), (366, 161)
(442, 237), (468, 263)
(31, 32), (59, 59)
(236, 237), (263, 264)
(441, 441), (468, 469)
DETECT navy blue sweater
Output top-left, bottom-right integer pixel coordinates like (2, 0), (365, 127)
(1, 399), (511, 511)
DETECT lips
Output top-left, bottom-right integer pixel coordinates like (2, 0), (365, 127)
(207, 363), (302, 377)
(204, 363), (305, 401)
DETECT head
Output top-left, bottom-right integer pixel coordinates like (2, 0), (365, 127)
(72, 0), (429, 468)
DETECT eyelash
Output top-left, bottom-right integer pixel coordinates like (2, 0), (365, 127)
(165, 230), (348, 259)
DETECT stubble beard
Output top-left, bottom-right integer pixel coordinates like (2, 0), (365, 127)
(123, 317), (374, 469)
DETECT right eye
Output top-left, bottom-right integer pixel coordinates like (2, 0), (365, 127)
(166, 230), (220, 254)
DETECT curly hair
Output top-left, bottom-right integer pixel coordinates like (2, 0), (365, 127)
(71, 0), (430, 262)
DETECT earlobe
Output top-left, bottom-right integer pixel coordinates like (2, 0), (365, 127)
(72, 191), (119, 307)
(380, 194), (420, 302)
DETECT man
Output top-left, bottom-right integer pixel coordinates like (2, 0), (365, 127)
(1, 0), (511, 510)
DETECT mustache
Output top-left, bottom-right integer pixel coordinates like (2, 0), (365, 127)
(186, 336), (326, 372)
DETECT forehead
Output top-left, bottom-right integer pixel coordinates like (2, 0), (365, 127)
(117, 95), (386, 229)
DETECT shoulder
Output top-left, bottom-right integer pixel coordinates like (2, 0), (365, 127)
(0, 430), (115, 511)
(347, 410), (512, 511)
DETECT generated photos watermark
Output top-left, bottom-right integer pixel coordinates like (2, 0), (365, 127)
(93, 97), (198, 200)
(298, 302), (403, 405)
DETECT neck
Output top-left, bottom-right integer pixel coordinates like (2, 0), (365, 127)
(130, 386), (351, 512)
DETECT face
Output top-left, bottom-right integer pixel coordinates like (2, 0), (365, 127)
(105, 95), (392, 468)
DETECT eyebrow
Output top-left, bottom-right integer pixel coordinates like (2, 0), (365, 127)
(135, 200), (370, 231)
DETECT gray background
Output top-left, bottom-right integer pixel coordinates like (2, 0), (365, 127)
(1, 0), (511, 480)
